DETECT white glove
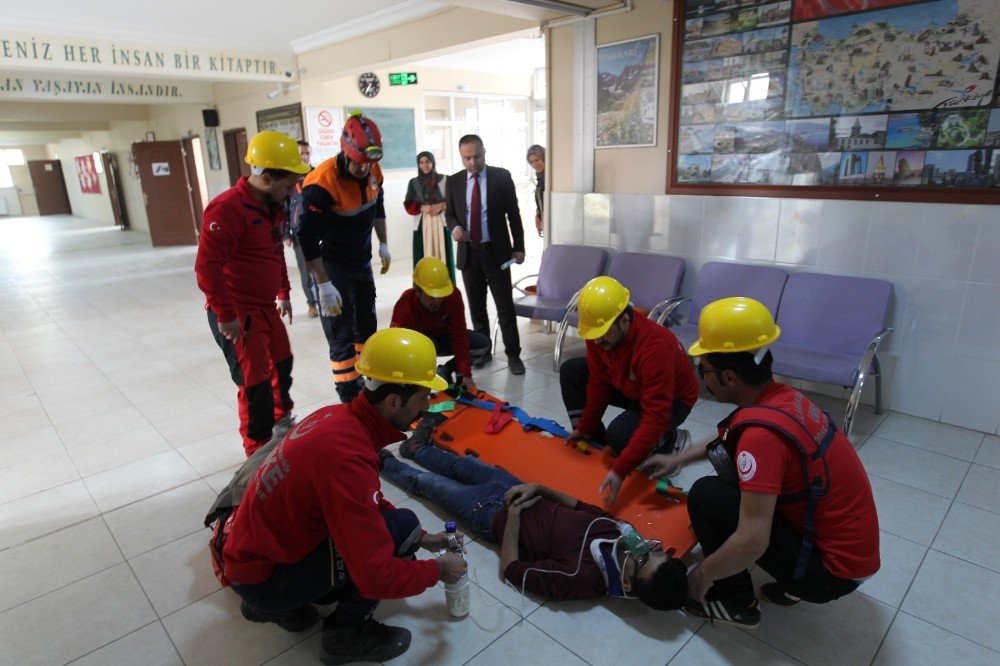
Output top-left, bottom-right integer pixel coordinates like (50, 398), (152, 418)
(317, 281), (343, 317)
(379, 242), (391, 275)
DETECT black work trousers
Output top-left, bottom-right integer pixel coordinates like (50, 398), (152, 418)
(231, 508), (423, 625)
(461, 243), (520, 360)
(687, 476), (860, 605)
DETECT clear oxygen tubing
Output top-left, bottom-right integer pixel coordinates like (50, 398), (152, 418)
(502, 516), (633, 615)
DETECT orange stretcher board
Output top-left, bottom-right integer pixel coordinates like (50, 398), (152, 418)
(428, 391), (697, 557)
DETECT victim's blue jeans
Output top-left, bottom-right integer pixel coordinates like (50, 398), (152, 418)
(381, 446), (523, 541)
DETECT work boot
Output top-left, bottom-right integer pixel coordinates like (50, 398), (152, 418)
(320, 616), (411, 665)
(240, 601), (318, 632)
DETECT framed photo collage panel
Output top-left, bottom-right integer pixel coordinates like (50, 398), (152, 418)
(671, 0), (1000, 201)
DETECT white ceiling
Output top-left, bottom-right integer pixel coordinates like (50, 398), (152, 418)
(1, 0), (604, 54)
(413, 36), (546, 76)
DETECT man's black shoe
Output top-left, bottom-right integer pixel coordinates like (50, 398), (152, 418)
(320, 616), (411, 665)
(240, 600), (318, 632)
(760, 582), (801, 607)
(378, 448), (396, 464)
(472, 352), (492, 369)
(436, 363), (455, 386)
(682, 597), (761, 630)
(508, 357), (525, 375)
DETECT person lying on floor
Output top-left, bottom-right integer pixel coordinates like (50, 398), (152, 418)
(379, 439), (688, 609)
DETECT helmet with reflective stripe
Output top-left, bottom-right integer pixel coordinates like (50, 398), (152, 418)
(688, 297), (781, 356)
(341, 111), (383, 163)
(245, 130), (311, 174)
(577, 276), (630, 340)
(356, 328), (448, 390)
(413, 257), (454, 298)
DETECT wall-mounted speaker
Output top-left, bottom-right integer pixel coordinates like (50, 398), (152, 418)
(202, 109), (220, 127)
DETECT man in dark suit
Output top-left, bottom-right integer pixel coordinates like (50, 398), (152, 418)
(445, 134), (526, 375)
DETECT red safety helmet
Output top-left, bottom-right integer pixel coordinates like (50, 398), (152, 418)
(341, 111), (383, 163)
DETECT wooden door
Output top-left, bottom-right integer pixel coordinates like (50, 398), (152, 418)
(27, 160), (72, 215)
(100, 151), (129, 229)
(132, 141), (198, 246)
(223, 128), (250, 187)
(181, 137), (205, 234)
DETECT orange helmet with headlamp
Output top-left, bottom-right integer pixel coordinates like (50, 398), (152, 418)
(341, 111), (383, 163)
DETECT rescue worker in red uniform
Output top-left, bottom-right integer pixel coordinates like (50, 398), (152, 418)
(221, 328), (467, 664)
(390, 256), (491, 389)
(640, 297), (881, 629)
(298, 112), (391, 403)
(560, 277), (700, 505)
(195, 130), (309, 456)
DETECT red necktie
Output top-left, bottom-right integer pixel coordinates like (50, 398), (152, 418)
(469, 173), (482, 243)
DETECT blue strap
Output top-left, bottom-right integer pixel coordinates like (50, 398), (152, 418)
(455, 396), (572, 438)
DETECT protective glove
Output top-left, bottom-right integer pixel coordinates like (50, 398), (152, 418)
(317, 281), (343, 317)
(379, 242), (391, 274)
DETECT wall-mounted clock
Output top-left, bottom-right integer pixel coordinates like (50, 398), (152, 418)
(359, 72), (380, 98)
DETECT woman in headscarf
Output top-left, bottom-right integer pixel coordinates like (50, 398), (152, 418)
(526, 145), (545, 238)
(404, 151), (455, 282)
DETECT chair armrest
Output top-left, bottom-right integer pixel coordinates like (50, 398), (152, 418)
(512, 273), (539, 296)
(843, 326), (894, 436)
(653, 296), (689, 326)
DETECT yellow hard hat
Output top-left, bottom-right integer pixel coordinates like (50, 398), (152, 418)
(245, 130), (311, 174)
(355, 328), (448, 390)
(413, 257), (454, 298)
(688, 297), (781, 356)
(577, 276), (630, 340)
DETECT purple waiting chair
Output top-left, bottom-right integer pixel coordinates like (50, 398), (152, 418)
(660, 261), (789, 351)
(769, 272), (893, 437)
(554, 252), (686, 370)
(494, 244), (608, 358)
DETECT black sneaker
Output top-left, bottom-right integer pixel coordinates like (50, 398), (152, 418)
(437, 363), (455, 386)
(760, 582), (801, 607)
(472, 352), (492, 369)
(378, 448), (396, 464)
(682, 597), (761, 630)
(240, 600), (318, 632)
(320, 616), (411, 665)
(508, 357), (525, 375)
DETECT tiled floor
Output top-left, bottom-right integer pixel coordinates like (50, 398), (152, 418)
(2, 215), (999, 665)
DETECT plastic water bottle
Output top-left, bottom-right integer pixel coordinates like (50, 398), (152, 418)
(443, 521), (469, 618)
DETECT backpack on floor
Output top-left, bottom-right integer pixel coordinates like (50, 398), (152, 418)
(204, 432), (283, 587)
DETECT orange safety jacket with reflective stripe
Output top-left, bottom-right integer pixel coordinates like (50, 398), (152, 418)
(298, 154), (385, 272)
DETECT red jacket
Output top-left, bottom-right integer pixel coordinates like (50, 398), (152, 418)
(391, 288), (472, 376)
(722, 382), (880, 580)
(195, 177), (291, 323)
(221, 394), (441, 598)
(578, 313), (699, 477)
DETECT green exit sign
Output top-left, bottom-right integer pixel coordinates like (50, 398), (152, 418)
(388, 72), (418, 86)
